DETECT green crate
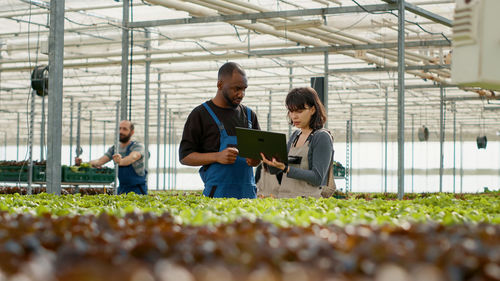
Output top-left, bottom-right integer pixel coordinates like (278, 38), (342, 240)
(333, 165), (345, 177)
(62, 166), (91, 183)
(62, 166), (115, 183)
(0, 165), (28, 181)
(32, 165), (46, 182)
(0, 165), (46, 182)
(90, 167), (115, 183)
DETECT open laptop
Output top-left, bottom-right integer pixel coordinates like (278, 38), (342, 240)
(235, 127), (288, 164)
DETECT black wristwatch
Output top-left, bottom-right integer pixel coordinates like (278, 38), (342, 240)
(282, 163), (288, 173)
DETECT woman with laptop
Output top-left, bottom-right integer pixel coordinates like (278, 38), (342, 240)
(261, 87), (335, 198)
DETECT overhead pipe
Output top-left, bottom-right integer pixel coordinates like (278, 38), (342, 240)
(198, 0), (450, 80)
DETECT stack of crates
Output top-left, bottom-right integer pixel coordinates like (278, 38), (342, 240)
(333, 161), (346, 178)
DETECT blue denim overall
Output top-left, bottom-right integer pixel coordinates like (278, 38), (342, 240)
(199, 102), (256, 199)
(117, 141), (148, 195)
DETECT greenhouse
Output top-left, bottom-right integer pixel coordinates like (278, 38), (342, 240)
(0, 0), (499, 280)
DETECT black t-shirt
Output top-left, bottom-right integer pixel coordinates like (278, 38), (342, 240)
(179, 100), (260, 160)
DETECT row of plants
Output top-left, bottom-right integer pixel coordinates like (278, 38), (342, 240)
(0, 211), (497, 281)
(0, 193), (498, 226)
(0, 186), (113, 195)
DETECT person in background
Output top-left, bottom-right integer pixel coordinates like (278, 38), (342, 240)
(76, 120), (148, 195)
(179, 62), (261, 199)
(261, 87), (335, 198)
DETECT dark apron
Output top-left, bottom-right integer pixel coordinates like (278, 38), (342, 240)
(117, 141), (148, 195)
(199, 102), (256, 199)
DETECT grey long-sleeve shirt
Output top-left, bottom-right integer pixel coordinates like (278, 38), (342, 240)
(271, 129), (334, 187)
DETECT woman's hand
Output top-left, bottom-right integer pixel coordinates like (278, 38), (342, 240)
(260, 153), (287, 172)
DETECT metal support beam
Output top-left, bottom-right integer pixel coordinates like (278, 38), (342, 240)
(129, 4), (397, 28)
(439, 84), (444, 192)
(103, 121), (106, 154)
(411, 113), (414, 193)
(329, 64), (450, 74)
(397, 0), (405, 199)
(267, 90), (272, 131)
(384, 88), (388, 193)
(46, 0), (65, 195)
(324, 51), (329, 125)
(114, 101), (120, 195)
(89, 110), (93, 160)
(40, 96), (45, 161)
(349, 105), (353, 192)
(16, 112), (20, 161)
(76, 102), (82, 159)
(288, 67), (293, 137)
(250, 40), (450, 57)
(121, 0), (129, 120)
(163, 91), (167, 190)
(28, 90), (35, 194)
(156, 73), (161, 190)
(69, 97), (73, 164)
(459, 124), (463, 193)
(452, 102), (456, 193)
(144, 29), (151, 181)
(381, 0), (452, 27)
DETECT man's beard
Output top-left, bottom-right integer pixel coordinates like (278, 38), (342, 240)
(223, 89), (239, 108)
(120, 133), (132, 143)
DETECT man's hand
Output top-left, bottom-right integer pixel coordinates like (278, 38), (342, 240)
(74, 157), (82, 166)
(246, 158), (261, 167)
(216, 147), (239, 164)
(112, 154), (122, 165)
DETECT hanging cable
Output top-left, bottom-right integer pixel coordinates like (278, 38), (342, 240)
(351, 0), (450, 43)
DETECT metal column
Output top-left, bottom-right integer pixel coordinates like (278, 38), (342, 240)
(452, 102), (456, 193)
(156, 73), (161, 190)
(40, 96), (45, 161)
(288, 67), (293, 137)
(267, 90), (272, 131)
(102, 121), (106, 154)
(69, 97), (73, 164)
(397, 0), (406, 199)
(439, 84), (444, 192)
(345, 120), (350, 192)
(324, 51), (329, 125)
(28, 90), (35, 195)
(163, 91), (167, 190)
(76, 103), (82, 159)
(460, 124), (463, 193)
(16, 112), (20, 161)
(384, 88), (388, 193)
(144, 29), (151, 181)
(411, 114), (415, 193)
(114, 101), (120, 195)
(168, 108), (172, 190)
(121, 0), (129, 120)
(381, 123), (384, 192)
(89, 110), (93, 160)
(349, 106), (353, 192)
(46, 0), (65, 195)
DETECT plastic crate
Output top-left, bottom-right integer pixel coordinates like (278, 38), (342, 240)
(0, 165), (28, 181)
(32, 165), (46, 182)
(62, 166), (115, 183)
(62, 166), (91, 183)
(90, 167), (115, 183)
(333, 165), (345, 177)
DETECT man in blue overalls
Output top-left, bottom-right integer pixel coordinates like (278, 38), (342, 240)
(82, 120), (148, 195)
(179, 62), (261, 199)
